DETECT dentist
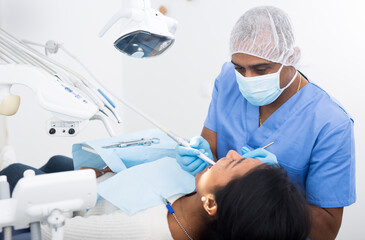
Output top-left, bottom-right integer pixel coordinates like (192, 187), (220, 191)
(176, 6), (355, 240)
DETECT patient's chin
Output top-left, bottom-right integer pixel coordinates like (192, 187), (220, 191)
(195, 166), (209, 181)
(195, 166), (211, 193)
(195, 171), (202, 183)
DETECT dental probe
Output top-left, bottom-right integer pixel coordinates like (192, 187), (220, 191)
(262, 142), (274, 149)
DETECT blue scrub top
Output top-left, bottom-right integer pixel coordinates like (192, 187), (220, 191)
(204, 62), (356, 208)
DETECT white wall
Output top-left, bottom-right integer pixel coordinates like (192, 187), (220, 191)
(0, 0), (364, 238)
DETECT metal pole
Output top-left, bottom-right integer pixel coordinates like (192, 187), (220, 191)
(30, 222), (42, 240)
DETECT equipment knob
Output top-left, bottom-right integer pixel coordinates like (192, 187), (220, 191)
(49, 128), (56, 134)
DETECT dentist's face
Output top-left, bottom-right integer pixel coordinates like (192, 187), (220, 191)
(231, 53), (296, 88)
(195, 150), (263, 196)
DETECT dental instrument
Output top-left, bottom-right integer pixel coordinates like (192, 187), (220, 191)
(241, 143), (278, 167)
(242, 142), (274, 155)
(262, 142), (274, 149)
(75, 128), (178, 172)
(173, 136), (216, 166)
(102, 137), (160, 149)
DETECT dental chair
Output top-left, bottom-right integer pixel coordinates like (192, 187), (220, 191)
(0, 169), (97, 240)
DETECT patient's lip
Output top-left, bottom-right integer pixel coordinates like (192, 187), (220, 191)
(202, 166), (212, 174)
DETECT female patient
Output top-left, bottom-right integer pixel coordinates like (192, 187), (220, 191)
(38, 150), (310, 240)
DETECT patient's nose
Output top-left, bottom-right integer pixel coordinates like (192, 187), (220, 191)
(226, 150), (242, 161)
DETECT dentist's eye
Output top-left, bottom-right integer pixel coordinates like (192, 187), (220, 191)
(235, 67), (246, 75)
(255, 68), (267, 74)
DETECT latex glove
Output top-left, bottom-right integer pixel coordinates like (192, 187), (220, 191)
(176, 136), (213, 176)
(241, 147), (279, 167)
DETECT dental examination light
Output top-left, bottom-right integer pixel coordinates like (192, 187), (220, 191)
(0, 169), (97, 240)
(99, 0), (177, 58)
(98, 1), (215, 165)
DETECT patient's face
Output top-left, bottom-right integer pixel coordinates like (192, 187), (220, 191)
(195, 150), (263, 195)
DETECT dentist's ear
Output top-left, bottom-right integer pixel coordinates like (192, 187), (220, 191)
(202, 194), (218, 216)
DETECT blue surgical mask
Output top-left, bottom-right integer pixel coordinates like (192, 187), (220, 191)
(235, 65), (298, 106)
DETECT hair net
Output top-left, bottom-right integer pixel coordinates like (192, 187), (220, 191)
(230, 6), (300, 66)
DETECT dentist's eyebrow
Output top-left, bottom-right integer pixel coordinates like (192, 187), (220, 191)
(250, 63), (271, 68)
(231, 60), (241, 67)
(231, 61), (272, 69)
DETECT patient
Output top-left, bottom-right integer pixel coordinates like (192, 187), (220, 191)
(37, 150), (310, 240)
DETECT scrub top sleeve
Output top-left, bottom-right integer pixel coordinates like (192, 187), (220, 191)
(306, 120), (356, 208)
(203, 74), (219, 132)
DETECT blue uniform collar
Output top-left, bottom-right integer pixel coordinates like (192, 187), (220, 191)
(245, 82), (317, 149)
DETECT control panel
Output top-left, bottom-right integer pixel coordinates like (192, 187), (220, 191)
(46, 120), (80, 137)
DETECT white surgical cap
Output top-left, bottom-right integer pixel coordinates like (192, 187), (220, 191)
(230, 6), (300, 67)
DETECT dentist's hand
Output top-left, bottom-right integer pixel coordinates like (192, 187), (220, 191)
(241, 147), (279, 167)
(176, 136), (213, 176)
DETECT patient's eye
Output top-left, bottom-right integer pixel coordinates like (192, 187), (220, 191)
(233, 158), (246, 168)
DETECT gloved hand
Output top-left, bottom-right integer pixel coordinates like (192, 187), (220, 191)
(176, 136), (213, 176)
(241, 147), (279, 167)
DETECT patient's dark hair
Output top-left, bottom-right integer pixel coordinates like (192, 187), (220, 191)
(207, 165), (310, 240)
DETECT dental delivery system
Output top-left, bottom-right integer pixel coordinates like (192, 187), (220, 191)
(0, 27), (120, 137)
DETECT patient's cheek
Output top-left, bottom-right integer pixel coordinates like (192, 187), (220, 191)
(196, 172), (216, 195)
